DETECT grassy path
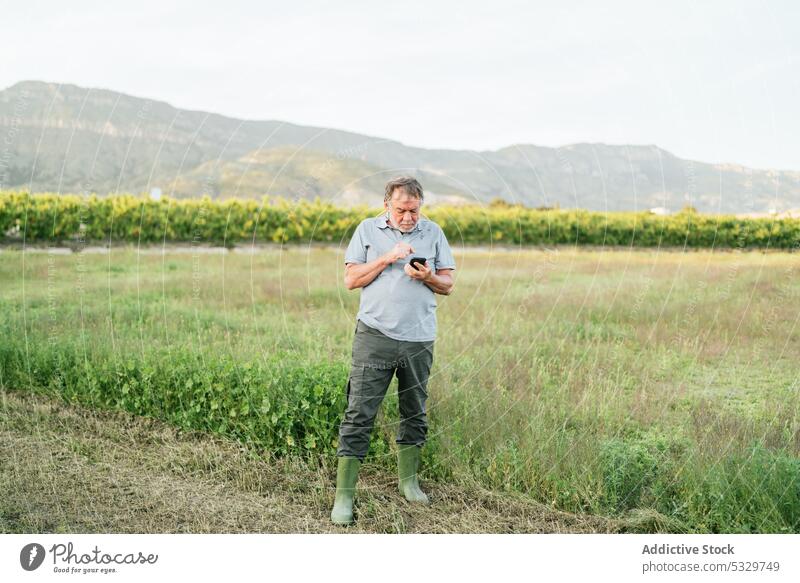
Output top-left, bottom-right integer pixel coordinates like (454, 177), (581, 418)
(0, 389), (627, 534)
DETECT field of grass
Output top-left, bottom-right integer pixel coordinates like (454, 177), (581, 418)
(1, 243), (799, 533)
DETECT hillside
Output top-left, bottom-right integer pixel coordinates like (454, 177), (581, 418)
(1, 80), (798, 212)
(169, 146), (467, 205)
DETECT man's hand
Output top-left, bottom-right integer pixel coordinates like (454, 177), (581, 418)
(404, 260), (433, 282)
(383, 242), (414, 264)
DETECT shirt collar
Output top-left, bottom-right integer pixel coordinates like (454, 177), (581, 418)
(377, 212), (423, 233)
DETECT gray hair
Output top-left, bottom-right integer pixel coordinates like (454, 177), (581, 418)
(384, 176), (424, 204)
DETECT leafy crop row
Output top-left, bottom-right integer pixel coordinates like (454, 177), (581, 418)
(2, 191), (799, 248)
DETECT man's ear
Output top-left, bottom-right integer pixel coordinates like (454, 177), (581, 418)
(383, 200), (389, 211)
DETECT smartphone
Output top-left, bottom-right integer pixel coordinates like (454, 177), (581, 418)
(409, 257), (427, 270)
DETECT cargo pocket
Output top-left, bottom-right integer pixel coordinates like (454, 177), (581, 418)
(343, 365), (366, 424)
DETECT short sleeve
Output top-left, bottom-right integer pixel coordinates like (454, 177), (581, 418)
(435, 227), (456, 271)
(344, 221), (368, 264)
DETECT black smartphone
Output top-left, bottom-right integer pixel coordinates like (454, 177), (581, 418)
(409, 257), (427, 270)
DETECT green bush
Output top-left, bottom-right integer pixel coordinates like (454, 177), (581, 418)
(598, 430), (800, 532)
(682, 443), (800, 533)
(0, 336), (354, 459)
(599, 429), (689, 513)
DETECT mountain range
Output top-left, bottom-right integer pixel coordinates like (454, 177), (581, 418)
(1, 80), (798, 213)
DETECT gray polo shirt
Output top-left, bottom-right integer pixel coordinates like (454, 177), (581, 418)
(344, 212), (456, 342)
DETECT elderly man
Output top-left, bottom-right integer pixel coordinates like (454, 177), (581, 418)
(331, 176), (456, 525)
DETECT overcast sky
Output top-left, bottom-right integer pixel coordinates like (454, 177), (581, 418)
(3, 0), (799, 169)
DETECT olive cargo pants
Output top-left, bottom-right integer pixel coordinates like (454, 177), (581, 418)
(336, 319), (434, 460)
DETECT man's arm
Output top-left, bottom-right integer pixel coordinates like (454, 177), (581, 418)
(425, 269), (454, 295)
(344, 241), (414, 290)
(344, 257), (391, 290)
(403, 263), (455, 295)
(420, 227), (456, 295)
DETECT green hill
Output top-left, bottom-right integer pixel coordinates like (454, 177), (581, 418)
(2, 80), (799, 212)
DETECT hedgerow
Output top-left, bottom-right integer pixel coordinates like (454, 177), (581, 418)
(2, 191), (799, 248)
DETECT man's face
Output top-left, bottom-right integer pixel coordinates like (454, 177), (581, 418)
(384, 189), (421, 232)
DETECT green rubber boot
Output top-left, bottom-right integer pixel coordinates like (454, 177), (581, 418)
(330, 456), (361, 525)
(397, 444), (429, 504)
